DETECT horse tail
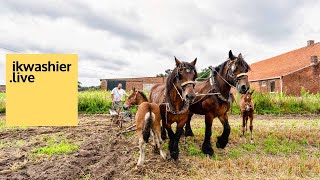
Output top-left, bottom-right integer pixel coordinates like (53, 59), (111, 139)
(142, 105), (154, 143)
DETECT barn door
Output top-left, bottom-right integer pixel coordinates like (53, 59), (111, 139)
(107, 80), (126, 90)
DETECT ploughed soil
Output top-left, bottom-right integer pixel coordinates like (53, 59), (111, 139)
(0, 114), (319, 179)
(0, 114), (193, 179)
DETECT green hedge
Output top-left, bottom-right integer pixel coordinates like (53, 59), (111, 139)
(230, 91), (320, 114)
(0, 93), (5, 113)
(1, 90), (319, 115)
(78, 90), (138, 114)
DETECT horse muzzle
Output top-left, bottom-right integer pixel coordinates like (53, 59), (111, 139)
(237, 84), (249, 94)
(123, 104), (129, 110)
(181, 81), (196, 102)
(186, 93), (196, 102)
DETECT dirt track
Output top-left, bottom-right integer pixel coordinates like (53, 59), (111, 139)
(0, 114), (319, 179)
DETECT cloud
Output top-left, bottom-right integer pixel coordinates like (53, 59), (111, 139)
(0, 0), (317, 86)
(0, 0), (148, 41)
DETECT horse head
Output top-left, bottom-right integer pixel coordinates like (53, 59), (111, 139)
(123, 87), (148, 109)
(241, 90), (254, 111)
(170, 57), (198, 103)
(225, 50), (251, 94)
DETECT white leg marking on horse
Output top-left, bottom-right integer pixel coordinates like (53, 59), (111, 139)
(137, 139), (146, 166)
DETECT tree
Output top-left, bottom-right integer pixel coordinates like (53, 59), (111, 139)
(156, 69), (172, 77)
(197, 68), (211, 80)
(78, 81), (82, 88)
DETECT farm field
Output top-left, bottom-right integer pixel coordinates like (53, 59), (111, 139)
(1, 91), (320, 114)
(0, 114), (319, 179)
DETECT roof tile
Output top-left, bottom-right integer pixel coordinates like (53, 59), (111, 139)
(248, 42), (320, 81)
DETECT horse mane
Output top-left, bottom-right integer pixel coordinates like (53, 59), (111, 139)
(165, 66), (178, 99)
(137, 91), (148, 101)
(218, 61), (228, 74)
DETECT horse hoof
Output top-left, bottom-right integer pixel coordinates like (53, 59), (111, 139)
(161, 134), (167, 140)
(185, 130), (194, 137)
(160, 151), (167, 160)
(202, 143), (214, 156)
(250, 140), (254, 144)
(216, 136), (228, 149)
(153, 147), (160, 154)
(170, 151), (179, 161)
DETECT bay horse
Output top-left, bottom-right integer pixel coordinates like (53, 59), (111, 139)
(239, 90), (255, 144)
(184, 50), (251, 156)
(123, 87), (148, 109)
(149, 57), (197, 160)
(124, 88), (166, 166)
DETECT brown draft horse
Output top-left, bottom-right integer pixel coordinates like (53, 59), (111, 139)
(239, 90), (255, 144)
(183, 50), (251, 156)
(124, 88), (166, 166)
(149, 57), (197, 160)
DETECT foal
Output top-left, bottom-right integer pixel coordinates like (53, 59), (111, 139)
(124, 89), (166, 166)
(239, 90), (254, 143)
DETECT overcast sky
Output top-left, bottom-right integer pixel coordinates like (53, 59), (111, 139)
(0, 0), (319, 86)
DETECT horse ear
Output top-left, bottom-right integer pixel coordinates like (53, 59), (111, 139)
(132, 87), (135, 92)
(215, 65), (220, 74)
(174, 56), (181, 66)
(211, 65), (220, 75)
(229, 50), (235, 60)
(191, 57), (197, 66)
(238, 53), (243, 59)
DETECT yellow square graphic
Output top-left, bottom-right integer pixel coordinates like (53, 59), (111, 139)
(6, 54), (78, 126)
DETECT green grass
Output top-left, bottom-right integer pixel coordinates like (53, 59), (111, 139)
(230, 90), (320, 115)
(0, 92), (5, 113)
(32, 139), (79, 156)
(1, 90), (320, 114)
(0, 121), (5, 129)
(263, 136), (303, 155)
(0, 121), (28, 131)
(78, 90), (138, 114)
(78, 91), (112, 114)
(187, 141), (204, 158)
(228, 149), (240, 159)
(241, 143), (257, 151)
(0, 140), (26, 149)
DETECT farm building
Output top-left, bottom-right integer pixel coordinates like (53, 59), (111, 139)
(100, 76), (166, 91)
(0, 85), (5, 92)
(248, 40), (320, 95)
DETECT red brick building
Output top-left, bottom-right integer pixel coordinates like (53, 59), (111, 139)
(100, 77), (167, 91)
(0, 85), (5, 92)
(248, 40), (320, 95)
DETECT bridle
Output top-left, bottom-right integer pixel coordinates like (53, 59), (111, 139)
(192, 59), (248, 104)
(225, 59), (248, 88)
(165, 65), (196, 115)
(211, 59), (248, 90)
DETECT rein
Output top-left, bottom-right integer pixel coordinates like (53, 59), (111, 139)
(164, 65), (195, 115)
(166, 82), (193, 115)
(191, 64), (247, 105)
(212, 67), (241, 89)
